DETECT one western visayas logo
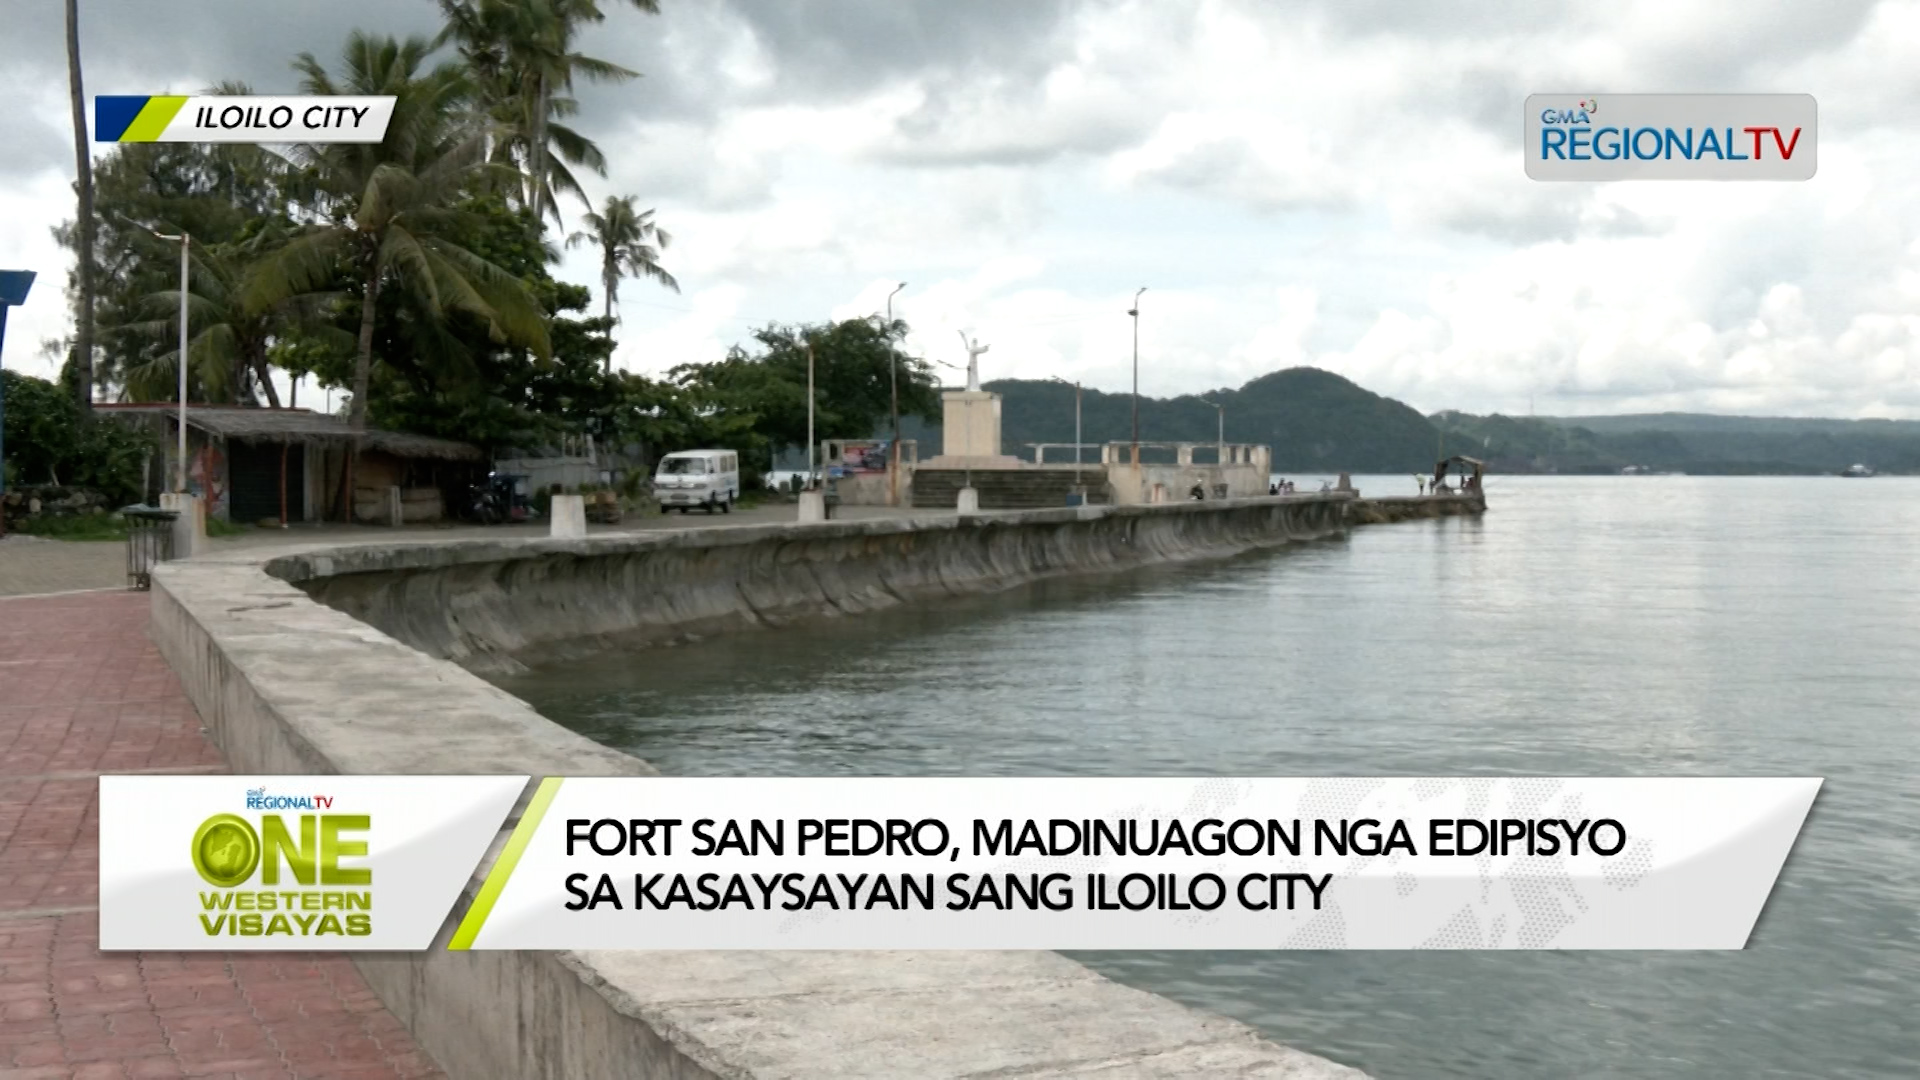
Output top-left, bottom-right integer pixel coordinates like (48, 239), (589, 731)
(191, 789), (372, 938)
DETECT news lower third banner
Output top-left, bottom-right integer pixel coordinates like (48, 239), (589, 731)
(97, 776), (1821, 951)
(94, 96), (396, 143)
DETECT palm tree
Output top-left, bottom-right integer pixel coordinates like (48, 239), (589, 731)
(64, 0), (95, 412)
(435, 0), (645, 227)
(567, 195), (677, 371)
(121, 227), (341, 407)
(244, 32), (551, 516)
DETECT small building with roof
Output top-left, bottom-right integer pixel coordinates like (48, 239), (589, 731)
(97, 404), (484, 524)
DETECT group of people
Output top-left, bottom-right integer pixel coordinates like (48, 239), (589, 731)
(1268, 480), (1297, 496)
(1416, 473), (1480, 495)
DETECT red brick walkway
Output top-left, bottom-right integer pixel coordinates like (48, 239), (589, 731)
(0, 591), (443, 1080)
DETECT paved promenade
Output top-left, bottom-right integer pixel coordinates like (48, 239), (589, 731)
(0, 589), (443, 1079)
(0, 502), (938, 598)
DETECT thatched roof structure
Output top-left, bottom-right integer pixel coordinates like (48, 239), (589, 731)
(96, 404), (482, 462)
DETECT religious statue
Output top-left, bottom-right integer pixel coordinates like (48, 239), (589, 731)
(958, 331), (990, 392)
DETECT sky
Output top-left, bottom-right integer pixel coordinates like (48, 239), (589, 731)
(3, 0), (1919, 418)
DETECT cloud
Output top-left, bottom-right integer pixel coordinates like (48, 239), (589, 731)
(5, 0), (1920, 421)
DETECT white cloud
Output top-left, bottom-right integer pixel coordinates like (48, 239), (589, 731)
(7, 0), (1920, 419)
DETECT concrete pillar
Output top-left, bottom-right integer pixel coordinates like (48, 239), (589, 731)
(387, 486), (404, 527)
(159, 492), (205, 558)
(1177, 445), (1193, 465)
(797, 490), (826, 523)
(956, 487), (980, 514)
(550, 494), (587, 538)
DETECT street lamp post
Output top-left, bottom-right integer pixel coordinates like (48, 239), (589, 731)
(806, 337), (816, 489)
(1200, 398), (1224, 456)
(1128, 287), (1145, 467)
(1049, 376), (1084, 498)
(886, 281), (906, 506)
(152, 230), (190, 491)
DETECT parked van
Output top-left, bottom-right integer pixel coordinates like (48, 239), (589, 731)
(652, 450), (740, 513)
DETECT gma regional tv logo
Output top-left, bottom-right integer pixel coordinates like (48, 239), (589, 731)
(1525, 93), (1816, 181)
(190, 789), (372, 939)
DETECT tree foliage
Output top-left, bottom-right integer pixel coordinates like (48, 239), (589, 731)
(2, 370), (152, 504)
(672, 319), (941, 466)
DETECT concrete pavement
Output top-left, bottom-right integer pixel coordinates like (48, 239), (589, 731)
(0, 590), (445, 1079)
(0, 501), (945, 598)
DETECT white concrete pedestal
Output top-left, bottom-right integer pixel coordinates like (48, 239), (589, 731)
(159, 493), (205, 558)
(550, 494), (587, 538)
(956, 487), (980, 514)
(797, 490), (826, 524)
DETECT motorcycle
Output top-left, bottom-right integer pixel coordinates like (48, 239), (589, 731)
(464, 472), (532, 525)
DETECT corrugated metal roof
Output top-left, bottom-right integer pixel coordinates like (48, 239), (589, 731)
(96, 405), (482, 461)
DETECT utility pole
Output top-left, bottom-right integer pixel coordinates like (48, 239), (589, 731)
(1129, 287), (1145, 467)
(886, 282), (906, 506)
(1049, 376), (1083, 493)
(806, 337), (816, 489)
(1201, 398), (1223, 458)
(152, 231), (190, 490)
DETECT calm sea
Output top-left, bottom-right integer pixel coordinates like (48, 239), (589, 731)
(502, 476), (1919, 1079)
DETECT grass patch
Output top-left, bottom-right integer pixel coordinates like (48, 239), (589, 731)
(12, 514), (131, 541)
(206, 517), (249, 537)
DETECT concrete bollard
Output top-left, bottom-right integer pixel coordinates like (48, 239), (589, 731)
(159, 492), (205, 558)
(956, 487), (979, 514)
(549, 494), (587, 538)
(797, 490), (826, 523)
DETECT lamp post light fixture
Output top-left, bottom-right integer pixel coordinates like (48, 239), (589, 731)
(886, 281), (906, 506)
(1200, 397), (1224, 459)
(151, 230), (191, 491)
(1128, 287), (1145, 467)
(1049, 375), (1085, 499)
(806, 336), (816, 489)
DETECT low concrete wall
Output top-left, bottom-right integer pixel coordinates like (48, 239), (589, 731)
(1347, 493), (1485, 525)
(276, 495), (1354, 675)
(146, 495), (1399, 1079)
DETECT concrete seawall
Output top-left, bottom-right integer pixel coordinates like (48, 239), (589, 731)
(142, 494), (1479, 1079)
(277, 493), (1366, 674)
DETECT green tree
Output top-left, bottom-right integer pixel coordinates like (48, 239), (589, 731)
(244, 31), (552, 437)
(55, 117), (310, 403)
(672, 319), (940, 460)
(118, 223), (339, 406)
(1, 370), (151, 505)
(566, 194), (677, 369)
(435, 0), (648, 226)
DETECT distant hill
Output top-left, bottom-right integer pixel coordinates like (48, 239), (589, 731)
(883, 367), (1441, 472)
(770, 369), (1920, 477)
(1432, 411), (1920, 475)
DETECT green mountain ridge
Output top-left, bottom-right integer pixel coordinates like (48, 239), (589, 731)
(771, 366), (1920, 476)
(895, 367), (1441, 472)
(1430, 410), (1920, 475)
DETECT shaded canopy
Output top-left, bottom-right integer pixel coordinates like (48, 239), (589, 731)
(96, 404), (483, 461)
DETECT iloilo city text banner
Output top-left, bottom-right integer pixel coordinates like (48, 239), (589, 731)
(94, 96), (396, 144)
(451, 776), (1819, 951)
(98, 775), (525, 950)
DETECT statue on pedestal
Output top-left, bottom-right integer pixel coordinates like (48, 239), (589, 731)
(958, 331), (989, 392)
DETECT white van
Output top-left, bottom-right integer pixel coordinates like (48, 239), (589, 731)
(652, 450), (740, 513)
